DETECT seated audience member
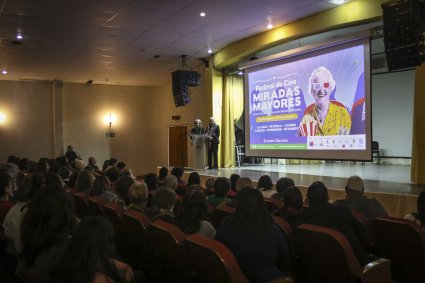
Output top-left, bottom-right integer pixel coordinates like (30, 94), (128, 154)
(274, 186), (303, 229)
(109, 158), (118, 168)
(115, 176), (136, 207)
(127, 182), (148, 213)
(144, 173), (157, 191)
(74, 159), (86, 171)
(207, 177), (230, 207)
(228, 174), (240, 198)
(157, 167), (168, 186)
(163, 175), (178, 191)
(146, 187), (177, 223)
(87, 157), (101, 173)
(227, 177), (254, 208)
(0, 171), (14, 228)
(44, 172), (65, 188)
(404, 190), (425, 229)
(174, 189), (216, 238)
(105, 166), (120, 188)
(102, 160), (110, 172)
(56, 156), (68, 168)
(187, 172), (201, 188)
(49, 216), (134, 283)
(90, 175), (117, 204)
(3, 175), (39, 254)
(257, 175), (273, 191)
(204, 177), (216, 195)
(17, 185), (78, 283)
(57, 166), (72, 186)
(298, 181), (370, 265)
(36, 158), (49, 173)
(334, 175), (387, 221)
(117, 162), (126, 171)
(271, 177), (295, 202)
(215, 188), (290, 283)
(75, 169), (94, 195)
(171, 167), (187, 196)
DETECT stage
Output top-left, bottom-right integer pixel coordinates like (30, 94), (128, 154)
(180, 163), (424, 218)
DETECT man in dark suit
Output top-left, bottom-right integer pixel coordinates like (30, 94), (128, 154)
(206, 117), (220, 169)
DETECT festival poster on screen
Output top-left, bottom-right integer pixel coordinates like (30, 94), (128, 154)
(248, 44), (367, 151)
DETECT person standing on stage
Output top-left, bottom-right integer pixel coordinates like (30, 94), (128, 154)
(206, 117), (220, 169)
(190, 119), (204, 136)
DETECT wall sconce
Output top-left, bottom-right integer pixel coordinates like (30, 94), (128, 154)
(104, 113), (116, 138)
(0, 112), (6, 124)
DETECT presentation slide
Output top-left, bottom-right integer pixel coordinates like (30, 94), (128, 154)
(244, 38), (371, 160)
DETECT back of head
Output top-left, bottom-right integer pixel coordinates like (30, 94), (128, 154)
(307, 181), (329, 207)
(0, 171), (12, 197)
(257, 175), (273, 190)
(116, 162), (126, 171)
(205, 177), (216, 191)
(283, 186), (303, 210)
(50, 216), (118, 283)
(171, 167), (184, 179)
(153, 186), (177, 212)
(276, 177), (295, 193)
(345, 175), (364, 197)
(144, 173), (157, 191)
(15, 175), (34, 202)
(163, 175), (178, 190)
(214, 177), (230, 197)
(417, 190), (425, 226)
(115, 175), (136, 199)
(128, 182), (148, 206)
(158, 167), (168, 180)
(18, 158), (29, 171)
(232, 188), (271, 236)
(105, 166), (120, 182)
(229, 174), (240, 192)
(45, 172), (64, 188)
(76, 169), (94, 193)
(187, 172), (201, 187)
(109, 158), (118, 167)
(176, 189), (209, 234)
(235, 177), (253, 193)
(56, 156), (68, 167)
(91, 175), (110, 196)
(21, 185), (76, 267)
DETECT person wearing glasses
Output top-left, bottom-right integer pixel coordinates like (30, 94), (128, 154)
(299, 66), (351, 136)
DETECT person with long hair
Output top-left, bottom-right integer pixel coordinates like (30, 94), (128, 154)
(215, 188), (290, 283)
(49, 216), (133, 283)
(174, 189), (215, 238)
(187, 172), (201, 188)
(17, 185), (78, 282)
(75, 169), (95, 194)
(274, 186), (304, 229)
(404, 190), (425, 229)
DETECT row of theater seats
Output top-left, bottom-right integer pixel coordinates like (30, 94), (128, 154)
(72, 192), (425, 283)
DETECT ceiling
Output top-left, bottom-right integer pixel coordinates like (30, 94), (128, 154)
(0, 0), (344, 86)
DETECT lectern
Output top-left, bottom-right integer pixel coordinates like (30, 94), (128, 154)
(191, 134), (206, 170)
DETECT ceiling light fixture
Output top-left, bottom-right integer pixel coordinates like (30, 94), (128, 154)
(208, 48), (212, 54)
(323, 0), (350, 5)
(16, 34), (23, 40)
(200, 12), (206, 17)
(1, 69), (7, 75)
(267, 23), (273, 29)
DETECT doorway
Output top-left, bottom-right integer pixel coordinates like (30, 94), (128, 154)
(168, 125), (188, 167)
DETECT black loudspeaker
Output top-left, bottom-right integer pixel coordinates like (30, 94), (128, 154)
(172, 71), (191, 107)
(382, 0), (425, 71)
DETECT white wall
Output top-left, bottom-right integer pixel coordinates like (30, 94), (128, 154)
(372, 70), (415, 158)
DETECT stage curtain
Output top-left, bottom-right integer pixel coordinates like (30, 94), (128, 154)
(221, 75), (243, 167)
(412, 65), (425, 185)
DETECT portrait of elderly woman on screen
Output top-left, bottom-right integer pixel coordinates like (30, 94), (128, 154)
(299, 66), (351, 136)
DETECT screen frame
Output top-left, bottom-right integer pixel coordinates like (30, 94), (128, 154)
(242, 36), (372, 161)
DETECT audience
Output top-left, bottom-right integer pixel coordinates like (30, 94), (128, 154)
(215, 188), (290, 283)
(144, 173), (157, 191)
(157, 167), (168, 185)
(207, 177), (230, 207)
(298, 181), (370, 265)
(127, 182), (148, 213)
(17, 185), (78, 283)
(235, 177), (254, 192)
(105, 166), (120, 188)
(146, 186), (176, 223)
(75, 169), (94, 194)
(187, 172), (201, 187)
(204, 177), (216, 195)
(171, 167), (187, 196)
(404, 190), (425, 229)
(90, 175), (113, 202)
(115, 176), (136, 207)
(274, 186), (303, 229)
(271, 177), (295, 201)
(0, 171), (14, 229)
(257, 174), (273, 191)
(334, 175), (388, 221)
(228, 173), (240, 198)
(174, 189), (215, 238)
(163, 175), (178, 191)
(49, 216), (134, 283)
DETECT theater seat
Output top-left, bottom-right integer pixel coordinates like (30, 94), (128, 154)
(294, 224), (394, 283)
(149, 220), (195, 283)
(370, 216), (425, 283)
(265, 198), (283, 213)
(88, 196), (105, 215)
(272, 215), (293, 238)
(184, 234), (293, 283)
(73, 192), (92, 219)
(213, 204), (235, 228)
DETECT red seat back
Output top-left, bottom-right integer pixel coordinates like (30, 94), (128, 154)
(88, 196), (105, 215)
(370, 216), (425, 283)
(149, 220), (195, 283)
(73, 192), (92, 219)
(264, 198), (282, 213)
(213, 204), (235, 228)
(183, 234), (249, 283)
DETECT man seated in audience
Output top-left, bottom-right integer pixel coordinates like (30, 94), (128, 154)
(144, 173), (157, 191)
(146, 186), (176, 223)
(298, 181), (371, 265)
(163, 175), (178, 192)
(271, 177), (295, 202)
(115, 175), (135, 207)
(105, 166), (120, 189)
(334, 175), (387, 221)
(88, 156), (102, 175)
(227, 177), (254, 208)
(207, 177), (230, 207)
(127, 182), (148, 213)
(274, 186), (303, 229)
